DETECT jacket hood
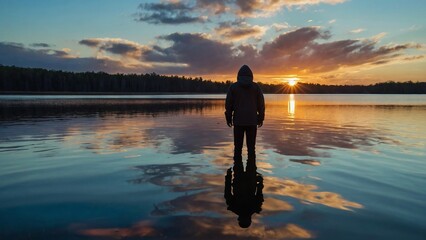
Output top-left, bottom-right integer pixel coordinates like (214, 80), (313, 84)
(237, 65), (253, 87)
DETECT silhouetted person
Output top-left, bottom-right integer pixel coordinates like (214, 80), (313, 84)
(224, 166), (264, 228)
(225, 65), (265, 172)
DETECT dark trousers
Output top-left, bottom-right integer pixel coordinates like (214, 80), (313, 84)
(233, 125), (257, 166)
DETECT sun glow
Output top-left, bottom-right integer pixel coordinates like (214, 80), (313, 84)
(288, 78), (298, 86)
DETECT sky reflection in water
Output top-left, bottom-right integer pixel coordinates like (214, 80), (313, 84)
(0, 95), (425, 240)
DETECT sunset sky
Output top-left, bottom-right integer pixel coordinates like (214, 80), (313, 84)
(1, 0), (425, 84)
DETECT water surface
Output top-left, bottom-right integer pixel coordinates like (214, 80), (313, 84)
(0, 94), (425, 239)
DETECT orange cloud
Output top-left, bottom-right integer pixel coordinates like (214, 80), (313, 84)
(263, 176), (363, 210)
(233, 0), (347, 17)
(214, 21), (267, 41)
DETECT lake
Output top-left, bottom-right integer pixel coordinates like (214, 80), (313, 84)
(0, 94), (425, 240)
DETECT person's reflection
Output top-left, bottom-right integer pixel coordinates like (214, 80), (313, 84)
(224, 165), (264, 228)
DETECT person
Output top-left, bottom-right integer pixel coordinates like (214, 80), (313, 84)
(224, 166), (264, 228)
(225, 65), (265, 173)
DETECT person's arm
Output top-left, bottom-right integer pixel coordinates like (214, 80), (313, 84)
(225, 86), (234, 127)
(257, 85), (265, 127)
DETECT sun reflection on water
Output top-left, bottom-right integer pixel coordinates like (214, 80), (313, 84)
(288, 94), (296, 117)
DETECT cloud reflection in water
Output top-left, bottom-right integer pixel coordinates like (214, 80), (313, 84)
(78, 161), (361, 238)
(0, 97), (395, 158)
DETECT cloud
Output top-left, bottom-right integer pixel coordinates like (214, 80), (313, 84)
(102, 42), (139, 55)
(371, 32), (387, 42)
(134, 0), (347, 24)
(233, 0), (347, 17)
(195, 0), (230, 14)
(0, 41), (126, 73)
(30, 43), (52, 48)
(350, 28), (365, 34)
(271, 22), (291, 32)
(1, 42), (24, 48)
(214, 20), (267, 41)
(403, 55), (425, 61)
(79, 38), (148, 59)
(135, 2), (206, 25)
(79, 39), (102, 47)
(260, 27), (331, 59)
(253, 28), (421, 74)
(150, 33), (237, 73)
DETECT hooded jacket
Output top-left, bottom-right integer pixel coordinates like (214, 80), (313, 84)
(225, 65), (265, 126)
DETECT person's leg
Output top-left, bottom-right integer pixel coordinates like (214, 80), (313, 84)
(246, 125), (257, 172)
(233, 125), (244, 165)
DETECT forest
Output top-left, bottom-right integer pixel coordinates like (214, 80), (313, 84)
(1, 65), (425, 94)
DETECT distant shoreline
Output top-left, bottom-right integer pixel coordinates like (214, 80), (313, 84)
(1, 66), (426, 94)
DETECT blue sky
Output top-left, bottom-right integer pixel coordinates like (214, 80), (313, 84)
(1, 0), (425, 84)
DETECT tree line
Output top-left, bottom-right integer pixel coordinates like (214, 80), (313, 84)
(1, 65), (425, 94)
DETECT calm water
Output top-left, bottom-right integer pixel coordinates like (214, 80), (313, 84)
(0, 94), (425, 240)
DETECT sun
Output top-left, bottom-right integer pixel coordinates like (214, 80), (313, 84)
(288, 78), (298, 86)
